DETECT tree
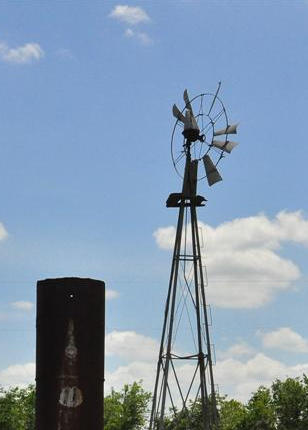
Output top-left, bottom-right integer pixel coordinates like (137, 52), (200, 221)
(157, 395), (244, 430)
(240, 386), (275, 430)
(3, 376), (308, 429)
(104, 381), (151, 430)
(218, 396), (247, 430)
(0, 385), (35, 430)
(299, 374), (308, 429)
(272, 376), (307, 430)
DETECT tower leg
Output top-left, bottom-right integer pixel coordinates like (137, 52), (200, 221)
(190, 206), (210, 430)
(149, 203), (185, 429)
(150, 145), (218, 430)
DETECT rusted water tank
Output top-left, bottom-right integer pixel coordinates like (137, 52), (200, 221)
(36, 277), (105, 430)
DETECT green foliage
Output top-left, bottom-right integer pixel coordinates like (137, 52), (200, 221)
(217, 376), (308, 430)
(0, 385), (35, 430)
(161, 377), (308, 430)
(104, 381), (151, 430)
(239, 386), (275, 430)
(161, 403), (202, 430)
(2, 376), (308, 429)
(217, 396), (247, 430)
(160, 395), (222, 430)
(272, 376), (308, 430)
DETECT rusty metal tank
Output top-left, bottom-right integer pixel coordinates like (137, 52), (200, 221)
(35, 277), (105, 430)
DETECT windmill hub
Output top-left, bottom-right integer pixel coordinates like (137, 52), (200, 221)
(182, 128), (205, 143)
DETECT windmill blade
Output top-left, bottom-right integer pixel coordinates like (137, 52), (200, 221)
(203, 155), (222, 186)
(185, 110), (199, 131)
(183, 89), (193, 113)
(212, 140), (239, 153)
(213, 123), (238, 136)
(172, 104), (185, 123)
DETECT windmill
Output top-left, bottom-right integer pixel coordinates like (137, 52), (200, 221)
(149, 84), (238, 430)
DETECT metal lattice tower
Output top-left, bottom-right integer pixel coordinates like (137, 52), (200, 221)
(149, 86), (238, 430)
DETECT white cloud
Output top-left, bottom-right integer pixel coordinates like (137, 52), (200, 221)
(259, 327), (308, 353)
(153, 226), (175, 250)
(105, 360), (155, 394)
(124, 28), (153, 45)
(109, 5), (150, 25)
(4, 350), (308, 405)
(215, 353), (308, 402)
(104, 331), (308, 403)
(125, 28), (134, 38)
(0, 223), (8, 240)
(105, 360), (201, 404)
(154, 211), (308, 308)
(106, 289), (119, 300)
(4, 330), (308, 405)
(110, 5), (152, 45)
(10, 301), (34, 311)
(106, 330), (159, 361)
(218, 342), (255, 360)
(0, 42), (44, 64)
(0, 363), (35, 389)
(137, 32), (152, 45)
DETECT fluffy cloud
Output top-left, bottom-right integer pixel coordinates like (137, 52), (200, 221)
(259, 327), (308, 353)
(106, 330), (159, 361)
(109, 5), (150, 25)
(153, 226), (175, 250)
(125, 28), (152, 45)
(154, 211), (308, 308)
(3, 352), (308, 405)
(0, 222), (8, 240)
(10, 301), (34, 311)
(106, 289), (120, 300)
(0, 42), (44, 64)
(215, 353), (308, 402)
(105, 334), (199, 403)
(105, 359), (201, 404)
(0, 363), (35, 389)
(105, 360), (155, 394)
(218, 342), (255, 360)
(4, 330), (308, 404)
(110, 5), (152, 45)
(106, 332), (308, 401)
(104, 331), (308, 403)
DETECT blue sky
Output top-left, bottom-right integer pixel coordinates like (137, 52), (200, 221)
(0, 0), (308, 402)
